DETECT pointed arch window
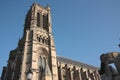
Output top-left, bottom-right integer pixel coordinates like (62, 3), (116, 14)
(43, 14), (48, 30)
(38, 56), (42, 68)
(38, 57), (46, 69)
(42, 57), (46, 69)
(37, 13), (40, 27)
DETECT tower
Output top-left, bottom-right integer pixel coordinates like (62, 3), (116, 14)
(2, 3), (58, 80)
(20, 3), (58, 80)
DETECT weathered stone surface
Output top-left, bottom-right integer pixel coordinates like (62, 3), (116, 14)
(99, 52), (120, 80)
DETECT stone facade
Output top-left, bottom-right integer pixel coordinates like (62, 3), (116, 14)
(1, 3), (115, 80)
(57, 57), (100, 80)
(99, 52), (120, 80)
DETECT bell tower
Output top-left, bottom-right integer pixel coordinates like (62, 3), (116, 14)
(20, 3), (58, 80)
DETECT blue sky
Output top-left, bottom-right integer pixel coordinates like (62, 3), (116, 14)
(0, 0), (120, 75)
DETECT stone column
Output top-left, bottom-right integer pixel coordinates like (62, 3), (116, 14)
(95, 71), (101, 80)
(84, 71), (88, 80)
(70, 69), (73, 80)
(78, 69), (82, 80)
(60, 67), (65, 80)
(87, 70), (91, 80)
(59, 63), (65, 80)
(85, 70), (89, 79)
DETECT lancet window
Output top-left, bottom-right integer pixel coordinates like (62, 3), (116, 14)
(43, 14), (48, 30)
(38, 56), (46, 71)
(38, 56), (42, 68)
(38, 56), (46, 80)
(37, 13), (40, 27)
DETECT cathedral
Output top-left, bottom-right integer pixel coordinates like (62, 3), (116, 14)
(1, 3), (120, 80)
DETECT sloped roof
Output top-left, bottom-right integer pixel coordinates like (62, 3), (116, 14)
(57, 56), (99, 71)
